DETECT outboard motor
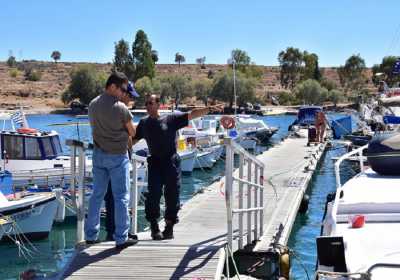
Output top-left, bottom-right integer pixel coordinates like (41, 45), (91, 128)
(367, 132), (400, 175)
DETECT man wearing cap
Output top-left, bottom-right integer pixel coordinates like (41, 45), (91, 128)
(133, 94), (222, 240)
(85, 72), (137, 250)
(104, 81), (139, 241)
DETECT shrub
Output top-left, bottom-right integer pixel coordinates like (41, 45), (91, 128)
(9, 68), (19, 78)
(7, 56), (17, 67)
(24, 67), (42, 81)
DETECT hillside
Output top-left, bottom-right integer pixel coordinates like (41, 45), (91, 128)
(0, 62), (375, 112)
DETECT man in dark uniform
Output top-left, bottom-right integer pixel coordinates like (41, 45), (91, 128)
(133, 94), (221, 240)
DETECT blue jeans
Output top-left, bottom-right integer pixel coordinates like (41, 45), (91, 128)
(85, 147), (130, 245)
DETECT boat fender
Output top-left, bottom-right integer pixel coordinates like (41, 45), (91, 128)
(299, 194), (310, 214)
(221, 116), (235, 129)
(54, 188), (66, 223)
(279, 250), (290, 279)
(17, 127), (38, 134)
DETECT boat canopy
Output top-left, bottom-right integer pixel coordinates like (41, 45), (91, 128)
(0, 133), (63, 160)
(296, 106), (323, 126)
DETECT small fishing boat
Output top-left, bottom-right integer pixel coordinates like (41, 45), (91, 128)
(235, 116), (278, 145)
(0, 186), (58, 241)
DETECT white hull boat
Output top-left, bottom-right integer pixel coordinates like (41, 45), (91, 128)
(178, 149), (197, 173)
(194, 150), (215, 169)
(0, 191), (58, 241)
(316, 145), (400, 279)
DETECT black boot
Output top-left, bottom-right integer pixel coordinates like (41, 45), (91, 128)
(162, 220), (174, 240)
(150, 222), (163, 240)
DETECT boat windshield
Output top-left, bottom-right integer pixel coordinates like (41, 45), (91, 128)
(1, 134), (63, 160)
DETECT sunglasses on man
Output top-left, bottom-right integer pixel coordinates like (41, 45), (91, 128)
(145, 101), (157, 106)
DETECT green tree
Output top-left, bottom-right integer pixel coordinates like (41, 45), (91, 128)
(134, 76), (161, 106)
(320, 77), (338, 91)
(302, 52), (321, 81)
(277, 91), (297, 105)
(159, 75), (192, 108)
(7, 56), (17, 67)
(196, 56), (206, 69)
(210, 71), (256, 108)
(151, 50), (159, 63)
(132, 30), (155, 81)
(193, 78), (212, 105)
(62, 65), (105, 105)
(278, 47), (304, 89)
(175, 52), (185, 67)
(230, 49), (251, 72)
(113, 39), (135, 80)
(371, 56), (400, 87)
(294, 79), (328, 105)
(51, 51), (61, 63)
(328, 89), (344, 106)
(337, 54), (366, 92)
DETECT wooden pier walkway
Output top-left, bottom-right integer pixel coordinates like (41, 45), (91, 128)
(61, 136), (326, 279)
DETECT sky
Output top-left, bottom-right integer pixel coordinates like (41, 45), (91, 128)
(2, 0), (400, 67)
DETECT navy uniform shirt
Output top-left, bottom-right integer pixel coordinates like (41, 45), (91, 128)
(134, 112), (189, 158)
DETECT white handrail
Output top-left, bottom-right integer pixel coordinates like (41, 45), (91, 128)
(334, 144), (368, 188)
(224, 137), (265, 252)
(65, 140), (146, 244)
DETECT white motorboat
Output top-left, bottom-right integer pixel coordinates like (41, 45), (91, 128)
(0, 189), (58, 241)
(132, 139), (197, 173)
(316, 145), (400, 279)
(234, 116), (278, 144)
(193, 150), (215, 169)
(0, 110), (94, 187)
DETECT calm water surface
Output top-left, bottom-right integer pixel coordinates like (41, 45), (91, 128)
(0, 113), (355, 279)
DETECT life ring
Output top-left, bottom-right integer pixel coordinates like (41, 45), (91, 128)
(220, 116), (235, 129)
(17, 128), (38, 134)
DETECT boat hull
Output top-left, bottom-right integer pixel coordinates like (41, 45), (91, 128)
(0, 195), (58, 241)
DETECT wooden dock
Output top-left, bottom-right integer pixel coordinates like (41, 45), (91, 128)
(61, 136), (326, 279)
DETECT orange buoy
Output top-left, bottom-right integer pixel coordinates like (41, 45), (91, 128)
(17, 128), (38, 134)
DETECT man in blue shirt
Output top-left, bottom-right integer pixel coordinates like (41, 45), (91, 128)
(133, 94), (221, 240)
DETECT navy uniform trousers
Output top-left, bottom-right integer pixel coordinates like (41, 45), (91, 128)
(145, 153), (181, 224)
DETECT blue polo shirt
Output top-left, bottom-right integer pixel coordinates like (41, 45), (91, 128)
(134, 112), (189, 158)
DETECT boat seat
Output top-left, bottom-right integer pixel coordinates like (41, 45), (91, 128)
(316, 236), (347, 272)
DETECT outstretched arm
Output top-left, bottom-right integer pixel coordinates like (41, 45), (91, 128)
(188, 104), (224, 120)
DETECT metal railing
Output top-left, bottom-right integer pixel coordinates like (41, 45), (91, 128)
(334, 144), (368, 188)
(66, 139), (146, 244)
(224, 137), (265, 252)
(66, 139), (88, 244)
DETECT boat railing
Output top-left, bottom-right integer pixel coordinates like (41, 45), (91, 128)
(66, 139), (147, 244)
(129, 154), (147, 236)
(224, 137), (265, 253)
(334, 144), (368, 189)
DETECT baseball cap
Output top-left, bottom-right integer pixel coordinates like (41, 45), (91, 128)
(127, 81), (139, 98)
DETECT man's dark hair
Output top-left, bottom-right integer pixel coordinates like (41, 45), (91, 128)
(105, 71), (128, 89)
